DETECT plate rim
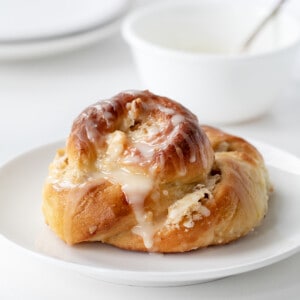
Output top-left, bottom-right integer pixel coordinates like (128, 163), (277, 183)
(0, 0), (132, 43)
(0, 16), (124, 60)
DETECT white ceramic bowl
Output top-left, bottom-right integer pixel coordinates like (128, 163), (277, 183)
(122, 0), (300, 124)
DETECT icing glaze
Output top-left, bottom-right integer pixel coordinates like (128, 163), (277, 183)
(54, 90), (214, 249)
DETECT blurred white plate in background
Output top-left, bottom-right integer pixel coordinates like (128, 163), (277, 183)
(0, 0), (131, 59)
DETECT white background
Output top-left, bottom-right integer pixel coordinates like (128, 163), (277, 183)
(1, 0), (300, 298)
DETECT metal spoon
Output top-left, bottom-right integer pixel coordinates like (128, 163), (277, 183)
(240, 0), (288, 53)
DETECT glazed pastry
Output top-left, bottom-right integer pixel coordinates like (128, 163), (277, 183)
(42, 90), (271, 252)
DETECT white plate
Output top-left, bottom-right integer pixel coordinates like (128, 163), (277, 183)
(0, 0), (131, 60)
(0, 140), (300, 286)
(0, 19), (122, 60)
(0, 0), (130, 41)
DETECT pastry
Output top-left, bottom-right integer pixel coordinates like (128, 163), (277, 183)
(42, 90), (271, 252)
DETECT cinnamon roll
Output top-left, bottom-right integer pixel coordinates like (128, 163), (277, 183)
(42, 90), (271, 252)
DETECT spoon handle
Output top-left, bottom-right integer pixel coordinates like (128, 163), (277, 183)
(240, 0), (288, 53)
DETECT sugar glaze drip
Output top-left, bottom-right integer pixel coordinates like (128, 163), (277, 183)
(63, 90), (214, 249)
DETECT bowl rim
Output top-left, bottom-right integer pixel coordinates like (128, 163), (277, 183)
(122, 0), (300, 61)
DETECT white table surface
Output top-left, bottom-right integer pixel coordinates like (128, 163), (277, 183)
(1, 3), (300, 298)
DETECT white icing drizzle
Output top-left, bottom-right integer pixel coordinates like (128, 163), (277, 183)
(174, 146), (187, 176)
(200, 132), (212, 169)
(50, 178), (78, 191)
(102, 111), (114, 126)
(79, 94), (208, 179)
(61, 91), (215, 249)
(50, 164), (156, 249)
(122, 154), (141, 164)
(156, 104), (175, 115)
(107, 169), (155, 249)
(133, 142), (155, 160)
(102, 99), (119, 114)
(91, 103), (102, 111)
(179, 131), (197, 164)
(147, 125), (160, 136)
(85, 119), (99, 143)
(171, 114), (185, 127)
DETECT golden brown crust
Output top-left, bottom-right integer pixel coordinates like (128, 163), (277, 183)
(66, 90), (214, 183)
(42, 91), (270, 252)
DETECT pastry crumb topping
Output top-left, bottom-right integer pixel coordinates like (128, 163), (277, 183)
(165, 187), (209, 230)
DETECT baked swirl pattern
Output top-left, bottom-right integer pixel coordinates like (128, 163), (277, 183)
(43, 90), (270, 252)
